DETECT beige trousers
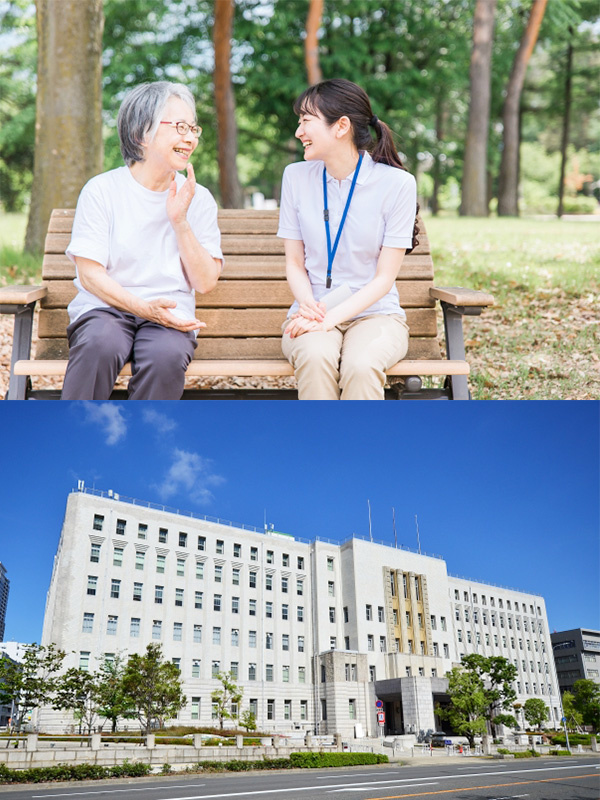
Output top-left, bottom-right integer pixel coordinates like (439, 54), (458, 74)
(282, 314), (410, 400)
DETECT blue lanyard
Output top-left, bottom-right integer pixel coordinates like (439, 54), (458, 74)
(323, 152), (363, 288)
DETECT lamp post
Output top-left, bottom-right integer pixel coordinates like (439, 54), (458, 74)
(551, 644), (571, 754)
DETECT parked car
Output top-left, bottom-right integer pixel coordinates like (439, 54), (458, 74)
(430, 732), (471, 747)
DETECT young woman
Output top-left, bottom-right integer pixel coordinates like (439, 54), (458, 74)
(62, 81), (223, 400)
(278, 79), (418, 400)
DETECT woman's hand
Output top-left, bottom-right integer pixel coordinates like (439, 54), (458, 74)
(284, 315), (328, 339)
(291, 299), (326, 322)
(167, 163), (196, 229)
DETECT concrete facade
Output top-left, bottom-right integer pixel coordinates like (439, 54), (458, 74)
(39, 486), (561, 738)
(0, 561), (9, 642)
(551, 628), (600, 693)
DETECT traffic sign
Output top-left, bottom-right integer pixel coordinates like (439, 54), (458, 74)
(377, 711), (385, 723)
(375, 700), (383, 708)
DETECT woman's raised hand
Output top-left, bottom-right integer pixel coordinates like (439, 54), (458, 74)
(167, 163), (196, 229)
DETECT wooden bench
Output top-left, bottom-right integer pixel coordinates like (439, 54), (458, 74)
(1, 208), (493, 399)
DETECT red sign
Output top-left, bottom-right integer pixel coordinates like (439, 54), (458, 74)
(377, 711), (385, 723)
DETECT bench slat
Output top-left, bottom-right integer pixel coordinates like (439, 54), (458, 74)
(42, 253), (435, 281)
(38, 307), (439, 339)
(35, 335), (442, 362)
(15, 358), (468, 378)
(41, 279), (437, 310)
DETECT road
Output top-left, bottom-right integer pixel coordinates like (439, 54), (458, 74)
(0, 758), (598, 800)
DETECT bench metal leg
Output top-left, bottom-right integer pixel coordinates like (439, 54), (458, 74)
(441, 303), (470, 400)
(4, 302), (35, 400)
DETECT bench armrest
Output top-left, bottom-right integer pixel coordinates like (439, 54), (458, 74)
(430, 286), (494, 307)
(0, 284), (47, 306)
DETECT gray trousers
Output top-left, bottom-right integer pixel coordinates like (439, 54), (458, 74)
(61, 308), (197, 400)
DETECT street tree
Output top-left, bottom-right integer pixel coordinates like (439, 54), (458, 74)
(561, 690), (583, 731)
(121, 644), (186, 735)
(572, 679), (600, 731)
(0, 643), (65, 732)
(438, 666), (489, 745)
(95, 653), (136, 733)
(25, 0), (103, 253)
(304, 0), (323, 85)
(523, 697), (548, 730)
(240, 709), (257, 732)
(52, 667), (101, 735)
(211, 671), (243, 730)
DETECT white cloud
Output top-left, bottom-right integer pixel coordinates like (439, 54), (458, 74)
(82, 403), (127, 445)
(155, 449), (225, 505)
(142, 408), (177, 434)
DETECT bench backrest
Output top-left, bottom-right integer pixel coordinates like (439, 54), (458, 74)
(39, 209), (440, 361)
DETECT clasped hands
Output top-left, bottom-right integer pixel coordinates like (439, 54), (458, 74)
(283, 299), (332, 338)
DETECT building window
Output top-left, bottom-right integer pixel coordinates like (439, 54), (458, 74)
(233, 543), (241, 558)
(214, 565), (223, 583)
(265, 632), (273, 649)
(177, 558), (185, 577)
(327, 557), (334, 571)
(138, 523), (147, 540)
(321, 699), (327, 721)
(266, 550), (274, 564)
(152, 620), (162, 640)
(345, 636), (350, 650)
(156, 555), (166, 574)
(196, 561), (204, 580)
(297, 556), (304, 570)
(267, 698), (275, 719)
(175, 588), (184, 607)
(195, 591), (203, 609)
(282, 634), (289, 651)
(330, 636), (337, 649)
(197, 536), (206, 551)
(249, 630), (257, 648)
(282, 666), (290, 683)
(231, 661), (239, 679)
(282, 553), (289, 567)
(300, 700), (308, 720)
(135, 552), (145, 570)
(249, 599), (257, 616)
(298, 635), (305, 652)
(232, 596), (239, 614)
(213, 626), (221, 645)
(90, 543), (101, 563)
(232, 567), (240, 585)
(343, 606), (349, 623)
(298, 666), (306, 683)
(250, 547), (258, 561)
(441, 616), (447, 631)
(281, 576), (289, 593)
(82, 612), (94, 633)
(193, 624), (202, 643)
(213, 594), (222, 612)
(321, 664), (326, 682)
(248, 664), (256, 681)
(297, 606), (304, 622)
(212, 661), (220, 678)
(192, 655), (201, 676)
(249, 571), (257, 588)
(231, 629), (239, 647)
(173, 622), (183, 641)
(110, 579), (120, 599)
(266, 601), (273, 618)
(284, 699), (291, 719)
(179, 532), (188, 548)
(113, 547), (123, 567)
(266, 574), (273, 591)
(328, 581), (335, 596)
(418, 612), (423, 628)
(158, 528), (168, 543)
(282, 604), (289, 620)
(415, 577), (421, 601)
(367, 635), (374, 651)
(155, 585), (164, 604)
(329, 607), (335, 623)
(378, 606), (385, 623)
(130, 617), (140, 637)
(115, 519), (126, 536)
(369, 665), (376, 682)
(366, 605), (372, 621)
(87, 576), (98, 595)
(443, 643), (450, 658)
(380, 636), (387, 652)
(133, 582), (142, 601)
(266, 664), (274, 682)
(297, 579), (304, 595)
(431, 615), (437, 630)
(349, 699), (356, 720)
(93, 514), (104, 531)
(79, 651), (90, 671)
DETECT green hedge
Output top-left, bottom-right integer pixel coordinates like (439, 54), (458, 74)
(197, 758), (292, 772)
(0, 760), (152, 784)
(290, 752), (388, 768)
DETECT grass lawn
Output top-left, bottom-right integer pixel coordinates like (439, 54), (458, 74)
(1, 211), (598, 399)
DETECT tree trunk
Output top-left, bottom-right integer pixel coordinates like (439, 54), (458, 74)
(305, 0), (323, 85)
(497, 0), (548, 216)
(557, 36), (573, 219)
(213, 0), (243, 209)
(25, 0), (104, 254)
(460, 0), (497, 217)
(431, 94), (445, 216)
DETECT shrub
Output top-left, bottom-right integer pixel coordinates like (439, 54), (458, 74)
(289, 752), (388, 768)
(550, 749), (572, 756)
(0, 761), (152, 784)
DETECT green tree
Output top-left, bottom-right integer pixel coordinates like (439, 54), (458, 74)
(52, 667), (101, 735)
(438, 666), (489, 745)
(240, 709), (257, 732)
(211, 671), (243, 730)
(95, 653), (136, 733)
(561, 691), (583, 731)
(121, 644), (186, 735)
(523, 697), (548, 730)
(0, 643), (65, 732)
(572, 679), (600, 731)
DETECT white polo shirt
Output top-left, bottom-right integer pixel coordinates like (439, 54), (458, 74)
(66, 166), (223, 325)
(277, 151), (417, 320)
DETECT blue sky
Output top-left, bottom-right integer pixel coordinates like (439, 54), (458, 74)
(0, 401), (598, 644)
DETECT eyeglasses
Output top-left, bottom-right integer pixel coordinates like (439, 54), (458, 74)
(160, 121), (202, 137)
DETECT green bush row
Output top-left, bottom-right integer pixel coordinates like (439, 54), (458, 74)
(197, 758), (292, 772)
(289, 752), (388, 768)
(0, 760), (152, 784)
(550, 733), (598, 746)
(497, 748), (541, 758)
(549, 750), (572, 756)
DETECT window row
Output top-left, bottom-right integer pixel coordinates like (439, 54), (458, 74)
(456, 628), (544, 653)
(190, 697), (310, 722)
(454, 606), (544, 634)
(452, 588), (542, 616)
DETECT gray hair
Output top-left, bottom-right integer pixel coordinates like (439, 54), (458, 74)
(117, 82), (196, 166)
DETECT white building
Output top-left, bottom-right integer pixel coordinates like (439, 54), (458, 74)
(39, 485), (561, 736)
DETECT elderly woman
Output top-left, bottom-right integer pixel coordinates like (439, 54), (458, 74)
(61, 81), (223, 400)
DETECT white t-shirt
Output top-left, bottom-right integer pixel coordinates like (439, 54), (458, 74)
(66, 166), (223, 324)
(277, 151), (417, 320)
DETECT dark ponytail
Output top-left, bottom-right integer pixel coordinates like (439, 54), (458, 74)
(293, 79), (419, 250)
